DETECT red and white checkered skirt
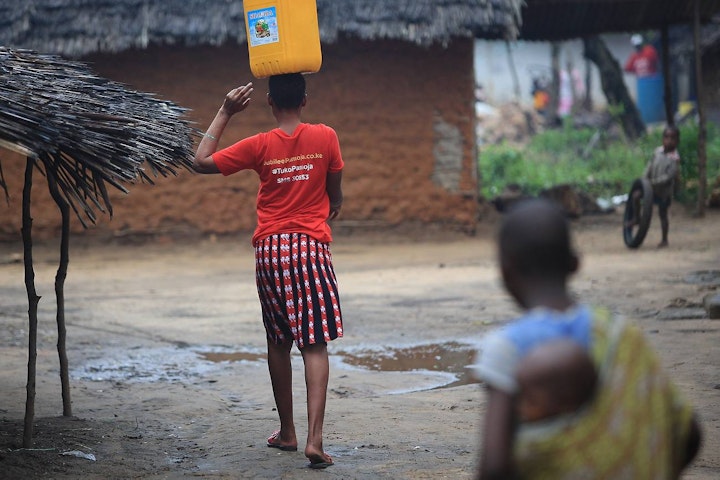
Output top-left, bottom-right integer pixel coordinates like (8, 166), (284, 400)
(254, 233), (343, 348)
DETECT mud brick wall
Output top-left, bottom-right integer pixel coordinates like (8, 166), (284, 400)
(0, 38), (478, 242)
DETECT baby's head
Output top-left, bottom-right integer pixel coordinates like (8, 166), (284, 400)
(515, 339), (598, 423)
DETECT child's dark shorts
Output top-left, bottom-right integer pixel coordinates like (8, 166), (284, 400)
(653, 195), (671, 209)
(254, 233), (343, 349)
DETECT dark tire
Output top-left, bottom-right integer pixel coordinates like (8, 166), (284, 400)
(623, 178), (653, 248)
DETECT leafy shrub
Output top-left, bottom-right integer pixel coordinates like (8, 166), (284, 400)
(674, 122), (720, 203)
(478, 120), (720, 205)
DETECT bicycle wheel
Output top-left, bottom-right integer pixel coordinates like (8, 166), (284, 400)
(623, 178), (653, 249)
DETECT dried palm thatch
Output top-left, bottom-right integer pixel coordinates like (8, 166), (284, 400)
(0, 47), (197, 226)
(318, 0), (522, 45)
(0, 0), (522, 59)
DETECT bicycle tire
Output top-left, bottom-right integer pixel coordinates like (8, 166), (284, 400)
(623, 178), (653, 249)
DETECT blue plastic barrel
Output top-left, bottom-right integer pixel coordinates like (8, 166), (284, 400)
(636, 74), (665, 124)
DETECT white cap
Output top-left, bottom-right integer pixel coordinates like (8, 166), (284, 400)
(631, 34), (643, 46)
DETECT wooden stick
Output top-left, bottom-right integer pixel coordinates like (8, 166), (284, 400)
(22, 158), (41, 448)
(46, 164), (73, 417)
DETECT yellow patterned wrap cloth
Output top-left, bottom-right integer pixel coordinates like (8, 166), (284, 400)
(514, 308), (694, 480)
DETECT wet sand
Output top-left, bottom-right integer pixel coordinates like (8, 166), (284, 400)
(1, 209), (719, 479)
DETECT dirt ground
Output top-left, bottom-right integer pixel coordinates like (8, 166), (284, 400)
(0, 207), (719, 479)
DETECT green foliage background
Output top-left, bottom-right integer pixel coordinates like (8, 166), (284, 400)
(478, 121), (720, 204)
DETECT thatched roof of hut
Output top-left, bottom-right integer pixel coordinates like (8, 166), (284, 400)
(0, 47), (196, 226)
(0, 0), (522, 58)
(4, 0), (719, 57)
(318, 0), (521, 45)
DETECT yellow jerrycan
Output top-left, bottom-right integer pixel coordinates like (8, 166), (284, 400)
(243, 0), (322, 78)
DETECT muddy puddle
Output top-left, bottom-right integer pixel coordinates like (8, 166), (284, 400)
(333, 342), (478, 390)
(71, 345), (237, 383)
(72, 342), (479, 393)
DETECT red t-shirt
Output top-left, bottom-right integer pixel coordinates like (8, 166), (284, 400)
(624, 45), (658, 78)
(212, 123), (344, 245)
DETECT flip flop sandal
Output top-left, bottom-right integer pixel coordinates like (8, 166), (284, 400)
(307, 452), (333, 469)
(267, 430), (298, 452)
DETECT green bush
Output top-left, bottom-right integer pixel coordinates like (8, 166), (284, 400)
(674, 122), (720, 203)
(478, 120), (720, 204)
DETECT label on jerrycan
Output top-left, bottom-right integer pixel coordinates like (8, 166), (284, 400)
(247, 7), (280, 47)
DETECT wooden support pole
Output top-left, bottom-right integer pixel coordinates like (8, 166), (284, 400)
(661, 24), (674, 125)
(694, 0), (707, 216)
(46, 166), (73, 417)
(22, 158), (41, 448)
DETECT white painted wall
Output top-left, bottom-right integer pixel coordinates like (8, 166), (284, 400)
(474, 34), (641, 108)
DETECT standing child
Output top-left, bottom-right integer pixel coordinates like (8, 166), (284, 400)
(628, 125), (681, 247)
(193, 73), (343, 469)
(472, 198), (701, 480)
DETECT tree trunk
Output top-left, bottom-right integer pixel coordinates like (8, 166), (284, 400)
(583, 35), (646, 140)
(505, 41), (521, 101)
(22, 158), (41, 448)
(549, 42), (561, 126)
(46, 166), (73, 416)
(584, 58), (593, 111)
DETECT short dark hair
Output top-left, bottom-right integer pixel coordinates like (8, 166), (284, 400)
(664, 124), (680, 140)
(268, 73), (306, 110)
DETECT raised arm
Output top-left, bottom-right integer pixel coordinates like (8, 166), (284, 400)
(192, 82), (254, 174)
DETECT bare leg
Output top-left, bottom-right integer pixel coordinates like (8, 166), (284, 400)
(266, 339), (297, 449)
(300, 342), (333, 466)
(658, 203), (669, 247)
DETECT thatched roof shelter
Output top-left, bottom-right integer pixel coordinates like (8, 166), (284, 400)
(0, 47), (196, 226)
(519, 0), (720, 41)
(0, 0), (523, 58)
(0, 45), (198, 448)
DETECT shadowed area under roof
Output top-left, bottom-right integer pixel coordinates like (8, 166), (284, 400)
(519, 0), (720, 41)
